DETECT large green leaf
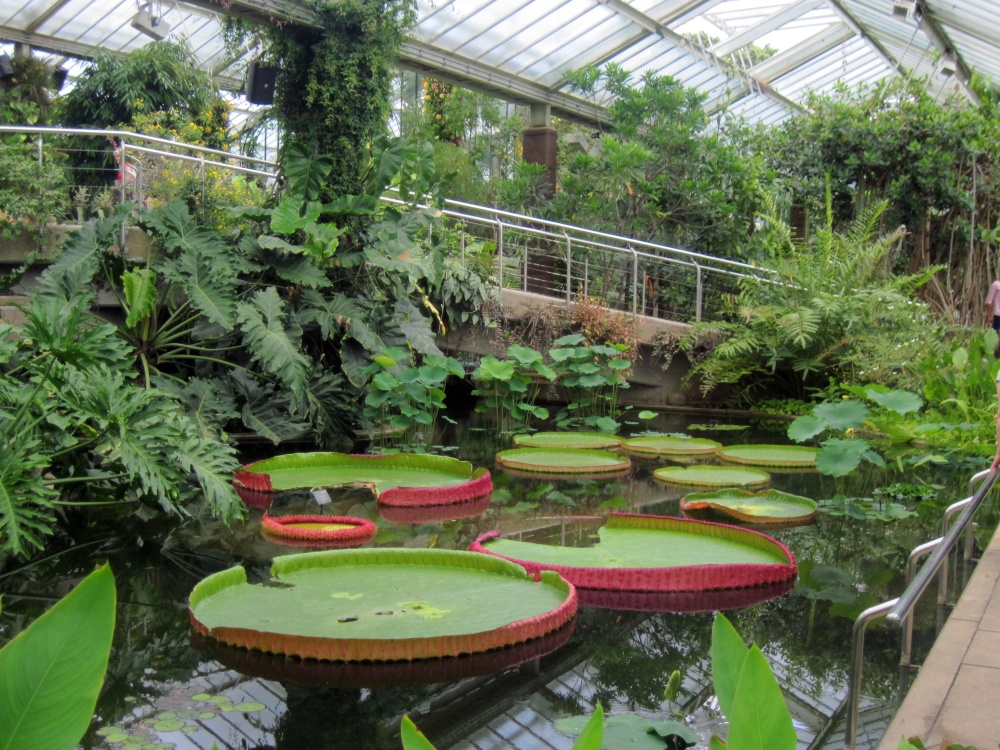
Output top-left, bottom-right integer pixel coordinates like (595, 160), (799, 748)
(282, 142), (334, 201)
(787, 414), (827, 442)
(813, 400), (868, 430)
(571, 704), (604, 750)
(0, 564), (116, 750)
(726, 645), (796, 750)
(395, 297), (442, 357)
(122, 267), (158, 329)
(865, 388), (923, 416)
(0, 438), (59, 558)
(815, 438), (868, 477)
(270, 196), (322, 234)
(401, 716), (437, 750)
(160, 251), (236, 331)
(236, 288), (311, 397)
(712, 614), (749, 719)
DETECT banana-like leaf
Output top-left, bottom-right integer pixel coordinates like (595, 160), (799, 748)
(401, 716), (437, 750)
(0, 564), (116, 750)
(122, 267), (158, 329)
(712, 614), (750, 719)
(727, 645), (797, 750)
(236, 288), (311, 397)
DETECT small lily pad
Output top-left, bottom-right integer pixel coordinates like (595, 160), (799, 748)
(654, 465), (770, 487)
(154, 712), (176, 721)
(513, 432), (623, 449)
(198, 712), (216, 719)
(233, 702), (266, 712)
(621, 436), (721, 457)
(190, 693), (211, 701)
(102, 733), (131, 743)
(717, 444), (818, 467)
(152, 720), (185, 732)
(681, 488), (817, 525)
(556, 713), (698, 749)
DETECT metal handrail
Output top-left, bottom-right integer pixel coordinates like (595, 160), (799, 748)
(844, 468), (997, 750)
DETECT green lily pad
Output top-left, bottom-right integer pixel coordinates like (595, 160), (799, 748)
(496, 448), (630, 475)
(654, 465), (770, 487)
(190, 693), (211, 701)
(687, 423), (749, 432)
(234, 702), (266, 712)
(681, 489), (818, 525)
(621, 436), (722, 456)
(234, 452), (492, 508)
(190, 548), (576, 661)
(716, 444), (818, 467)
(513, 432), (623, 449)
(472, 513), (795, 591)
(556, 713), (699, 749)
(152, 720), (185, 732)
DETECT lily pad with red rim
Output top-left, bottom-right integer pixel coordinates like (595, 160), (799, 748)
(513, 432), (623, 449)
(496, 448), (631, 475)
(620, 436), (721, 457)
(653, 464), (770, 487)
(260, 514), (377, 546)
(470, 512), (795, 591)
(716, 444), (819, 467)
(189, 547), (576, 661)
(233, 452), (492, 508)
(680, 488), (817, 525)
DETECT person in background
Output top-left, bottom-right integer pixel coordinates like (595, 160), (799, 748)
(993, 339), (1000, 470)
(986, 276), (1000, 332)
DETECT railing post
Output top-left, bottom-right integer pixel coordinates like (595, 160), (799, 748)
(460, 222), (466, 267)
(199, 153), (206, 219)
(496, 218), (504, 292)
(630, 246), (638, 315)
(36, 134), (43, 168)
(564, 232), (572, 302)
(901, 539), (941, 667)
(695, 263), (704, 322)
(584, 255), (589, 298)
(846, 599), (897, 750)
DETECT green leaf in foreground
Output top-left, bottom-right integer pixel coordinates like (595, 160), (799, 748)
(787, 414), (825, 442)
(0, 565), (116, 750)
(727, 645), (796, 750)
(815, 438), (869, 477)
(556, 709), (694, 750)
(401, 715), (437, 750)
(712, 613), (749, 719)
(813, 400), (868, 430)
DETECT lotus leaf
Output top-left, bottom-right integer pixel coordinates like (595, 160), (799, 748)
(189, 548), (576, 661)
(654, 465), (770, 487)
(716, 444), (818, 467)
(471, 513), (795, 591)
(620, 436), (721, 456)
(233, 452), (492, 507)
(496, 448), (631, 474)
(513, 432), (623, 449)
(681, 489), (817, 525)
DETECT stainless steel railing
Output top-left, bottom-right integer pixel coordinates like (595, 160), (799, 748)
(844, 467), (998, 749)
(5, 125), (777, 326)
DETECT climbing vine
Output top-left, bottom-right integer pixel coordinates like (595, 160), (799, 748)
(237, 0), (416, 200)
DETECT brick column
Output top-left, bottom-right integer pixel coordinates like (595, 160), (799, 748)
(522, 104), (560, 296)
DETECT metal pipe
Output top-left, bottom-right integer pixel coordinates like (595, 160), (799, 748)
(564, 232), (572, 302)
(901, 538), (941, 667)
(497, 219), (504, 291)
(122, 144), (273, 178)
(695, 263), (703, 322)
(629, 246), (638, 315)
(888, 470), (998, 625)
(845, 599), (898, 750)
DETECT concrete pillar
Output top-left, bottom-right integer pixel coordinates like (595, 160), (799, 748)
(13, 43), (31, 60)
(521, 103), (561, 296)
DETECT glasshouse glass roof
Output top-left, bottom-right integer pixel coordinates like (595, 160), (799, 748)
(2, 0), (998, 129)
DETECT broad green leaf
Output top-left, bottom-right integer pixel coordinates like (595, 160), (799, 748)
(395, 298), (442, 357)
(473, 356), (515, 382)
(815, 438), (868, 477)
(865, 388), (923, 416)
(161, 251), (236, 331)
(0, 565), (116, 750)
(257, 235), (302, 254)
(236, 288), (311, 397)
(787, 415), (825, 442)
(814, 400), (868, 430)
(594, 416), (619, 434)
(709, 737), (727, 750)
(400, 716), (437, 750)
(638, 411), (657, 420)
(712, 613), (750, 719)
(121, 268), (158, 329)
(270, 197), (322, 234)
(282, 143), (334, 201)
(727, 645), (796, 750)
(571, 704), (603, 750)
(323, 194), (378, 216)
(506, 344), (543, 365)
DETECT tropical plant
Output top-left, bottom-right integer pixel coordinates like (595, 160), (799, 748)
(471, 344), (555, 433)
(678, 193), (938, 400)
(549, 333), (632, 431)
(0, 564), (116, 750)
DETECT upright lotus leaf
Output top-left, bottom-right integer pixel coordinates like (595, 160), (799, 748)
(711, 613), (750, 720)
(726, 645), (796, 750)
(864, 388), (923, 416)
(787, 415), (825, 442)
(814, 439), (868, 477)
(813, 400), (868, 430)
(401, 716), (437, 750)
(0, 565), (116, 750)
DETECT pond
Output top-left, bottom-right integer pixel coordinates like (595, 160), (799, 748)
(2, 410), (994, 750)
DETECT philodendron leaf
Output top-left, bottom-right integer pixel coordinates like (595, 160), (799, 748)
(401, 716), (437, 749)
(726, 645), (796, 750)
(122, 268), (158, 329)
(0, 564), (116, 750)
(787, 414), (825, 442)
(865, 388), (923, 416)
(712, 613), (750, 719)
(813, 400), (868, 430)
(815, 438), (869, 477)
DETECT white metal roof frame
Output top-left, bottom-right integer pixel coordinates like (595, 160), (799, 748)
(1, 0), (996, 131)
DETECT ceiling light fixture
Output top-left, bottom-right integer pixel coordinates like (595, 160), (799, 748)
(131, 3), (171, 40)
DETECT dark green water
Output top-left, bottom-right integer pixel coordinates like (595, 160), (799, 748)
(2, 411), (995, 750)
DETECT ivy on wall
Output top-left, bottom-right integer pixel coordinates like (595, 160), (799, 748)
(244, 0), (416, 200)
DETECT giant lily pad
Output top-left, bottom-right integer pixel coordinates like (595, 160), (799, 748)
(471, 513), (795, 591)
(189, 548), (576, 661)
(680, 489), (817, 525)
(620, 436), (721, 457)
(192, 621), (574, 689)
(233, 452), (492, 507)
(496, 448), (630, 475)
(716, 444), (818, 467)
(578, 580), (793, 612)
(653, 465), (770, 487)
(513, 432), (623, 449)
(260, 514), (377, 546)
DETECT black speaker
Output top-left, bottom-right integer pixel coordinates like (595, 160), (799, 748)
(0, 54), (14, 81)
(245, 62), (278, 105)
(52, 66), (69, 91)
